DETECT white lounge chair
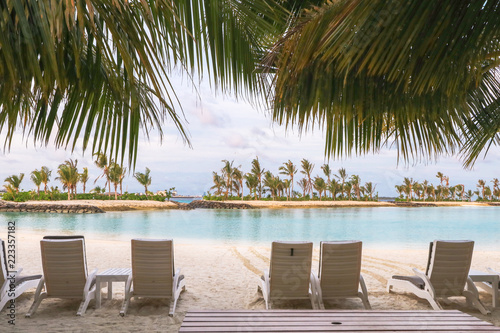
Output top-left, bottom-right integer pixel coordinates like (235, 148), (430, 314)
(26, 236), (97, 317)
(387, 240), (490, 315)
(260, 241), (316, 309)
(0, 238), (42, 311)
(120, 239), (185, 316)
(312, 241), (371, 309)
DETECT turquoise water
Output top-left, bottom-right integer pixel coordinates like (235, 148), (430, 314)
(1, 207), (499, 249)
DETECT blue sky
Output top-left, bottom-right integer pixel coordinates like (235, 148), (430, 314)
(1, 76), (499, 197)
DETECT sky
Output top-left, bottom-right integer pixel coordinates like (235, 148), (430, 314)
(1, 75), (499, 197)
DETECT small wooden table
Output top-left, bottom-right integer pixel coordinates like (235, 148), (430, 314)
(95, 268), (132, 309)
(179, 310), (500, 332)
(470, 269), (499, 308)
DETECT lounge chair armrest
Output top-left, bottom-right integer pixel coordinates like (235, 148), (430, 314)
(173, 268), (182, 292)
(466, 276), (480, 295)
(487, 267), (500, 276)
(359, 274), (369, 296)
(310, 272), (321, 300)
(83, 269), (98, 298)
(124, 274), (133, 298)
(413, 268), (436, 298)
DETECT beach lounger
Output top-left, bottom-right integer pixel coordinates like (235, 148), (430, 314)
(120, 239), (185, 316)
(260, 241), (316, 309)
(25, 236), (97, 317)
(0, 239), (42, 311)
(312, 241), (371, 309)
(386, 240), (490, 315)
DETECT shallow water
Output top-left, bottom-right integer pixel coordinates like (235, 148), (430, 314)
(1, 206), (499, 250)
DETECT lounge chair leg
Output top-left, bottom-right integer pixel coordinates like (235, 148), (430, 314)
(425, 295), (442, 311)
(309, 293), (317, 310)
(120, 296), (130, 317)
(77, 297), (91, 316)
(463, 290), (491, 315)
(169, 297), (178, 316)
(25, 293), (47, 318)
(386, 280), (393, 293)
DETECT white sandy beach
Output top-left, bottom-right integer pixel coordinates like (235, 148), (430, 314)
(1, 233), (500, 332)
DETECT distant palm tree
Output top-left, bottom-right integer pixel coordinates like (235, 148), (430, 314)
(465, 190), (475, 202)
(279, 160), (297, 198)
(109, 163), (125, 200)
(436, 172), (445, 186)
(350, 175), (361, 200)
(403, 177), (414, 201)
(327, 179), (340, 200)
(134, 167), (152, 198)
(40, 166), (51, 194)
(232, 168), (244, 199)
(321, 164), (332, 196)
(94, 153), (111, 197)
(91, 186), (104, 194)
(477, 179), (486, 199)
(300, 159), (314, 196)
(297, 178), (309, 198)
(56, 160), (79, 200)
(395, 185), (404, 199)
(4, 173), (24, 194)
(485, 186), (493, 201)
(364, 182), (376, 201)
(210, 172), (226, 196)
(313, 177), (327, 200)
(31, 169), (43, 195)
(244, 173), (259, 199)
(263, 171), (280, 200)
(221, 160), (235, 199)
(80, 167), (89, 194)
(335, 168), (348, 198)
(251, 157), (265, 199)
(344, 183), (353, 200)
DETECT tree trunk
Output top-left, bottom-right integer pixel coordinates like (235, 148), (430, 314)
(115, 184), (118, 200)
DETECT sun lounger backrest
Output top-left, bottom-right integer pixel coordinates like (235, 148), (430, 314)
(131, 239), (173, 298)
(428, 240), (474, 297)
(270, 241), (313, 298)
(0, 239), (7, 287)
(40, 236), (87, 297)
(319, 241), (362, 297)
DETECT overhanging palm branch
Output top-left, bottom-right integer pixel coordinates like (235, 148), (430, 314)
(263, 0), (500, 165)
(0, 0), (289, 166)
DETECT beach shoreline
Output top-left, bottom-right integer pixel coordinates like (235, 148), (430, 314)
(0, 199), (496, 213)
(2, 234), (499, 331)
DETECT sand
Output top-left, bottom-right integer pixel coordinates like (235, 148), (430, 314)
(1, 233), (499, 332)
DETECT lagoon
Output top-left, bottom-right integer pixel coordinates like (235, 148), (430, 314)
(1, 206), (500, 250)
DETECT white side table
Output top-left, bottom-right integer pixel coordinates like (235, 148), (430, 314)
(96, 268), (132, 309)
(469, 269), (499, 308)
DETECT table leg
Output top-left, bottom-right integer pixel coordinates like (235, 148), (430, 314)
(96, 279), (102, 309)
(108, 281), (113, 300)
(493, 276), (498, 308)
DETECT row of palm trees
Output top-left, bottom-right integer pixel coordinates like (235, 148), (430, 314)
(395, 173), (500, 202)
(210, 158), (377, 201)
(3, 154), (153, 200)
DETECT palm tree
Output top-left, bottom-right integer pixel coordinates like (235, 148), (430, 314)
(297, 178), (309, 198)
(436, 172), (445, 186)
(40, 166), (51, 194)
(94, 153), (111, 197)
(300, 159), (314, 196)
(263, 171), (280, 200)
(4, 174), (24, 194)
(364, 182), (376, 201)
(108, 163), (125, 200)
(313, 177), (327, 200)
(80, 167), (89, 194)
(327, 179), (340, 200)
(477, 180), (486, 199)
(263, 1), (500, 168)
(56, 161), (79, 200)
(221, 160), (235, 200)
(485, 186), (493, 201)
(403, 177), (414, 201)
(232, 168), (244, 199)
(244, 173), (259, 199)
(350, 175), (361, 200)
(321, 164), (332, 196)
(344, 183), (353, 201)
(31, 169), (43, 195)
(395, 185), (404, 199)
(251, 157), (265, 200)
(134, 168), (152, 198)
(335, 168), (348, 199)
(64, 159), (79, 196)
(278, 160), (297, 198)
(465, 190), (475, 202)
(210, 172), (226, 197)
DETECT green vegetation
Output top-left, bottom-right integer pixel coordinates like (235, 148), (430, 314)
(207, 158), (378, 201)
(395, 174), (500, 202)
(1, 154), (173, 202)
